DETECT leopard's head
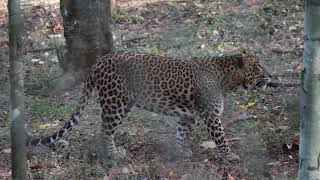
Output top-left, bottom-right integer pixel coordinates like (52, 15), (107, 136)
(241, 50), (271, 90)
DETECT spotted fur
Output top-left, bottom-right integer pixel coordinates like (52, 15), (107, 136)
(28, 50), (271, 159)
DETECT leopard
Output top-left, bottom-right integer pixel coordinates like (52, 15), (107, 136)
(27, 50), (271, 161)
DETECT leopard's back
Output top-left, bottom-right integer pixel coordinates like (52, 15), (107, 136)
(100, 52), (198, 117)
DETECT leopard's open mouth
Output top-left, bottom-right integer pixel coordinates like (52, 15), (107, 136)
(256, 79), (267, 87)
(255, 78), (270, 90)
(243, 78), (270, 90)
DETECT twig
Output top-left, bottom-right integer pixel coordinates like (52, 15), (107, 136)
(158, 13), (169, 21)
(124, 36), (148, 43)
(21, 3), (33, 7)
(277, 106), (285, 121)
(176, 0), (190, 3)
(266, 81), (300, 88)
(272, 48), (294, 54)
(228, 137), (244, 142)
(272, 72), (298, 78)
(224, 114), (256, 127)
(267, 161), (281, 166)
(25, 47), (56, 54)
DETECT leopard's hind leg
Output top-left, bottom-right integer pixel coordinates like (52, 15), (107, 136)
(173, 117), (196, 158)
(176, 117), (194, 147)
(98, 76), (132, 159)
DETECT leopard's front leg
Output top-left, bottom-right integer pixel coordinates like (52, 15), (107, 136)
(194, 74), (239, 161)
(203, 111), (239, 161)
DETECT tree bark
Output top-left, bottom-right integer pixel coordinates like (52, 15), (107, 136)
(55, 0), (113, 91)
(299, 0), (320, 179)
(8, 0), (27, 179)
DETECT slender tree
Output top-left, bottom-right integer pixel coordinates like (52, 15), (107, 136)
(8, 0), (27, 179)
(54, 0), (113, 91)
(299, 0), (320, 178)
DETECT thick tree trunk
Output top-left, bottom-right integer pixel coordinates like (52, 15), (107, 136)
(57, 0), (113, 87)
(298, 0), (320, 179)
(8, 0), (27, 179)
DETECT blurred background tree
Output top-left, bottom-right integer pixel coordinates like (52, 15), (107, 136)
(299, 0), (320, 179)
(8, 0), (27, 179)
(55, 0), (113, 91)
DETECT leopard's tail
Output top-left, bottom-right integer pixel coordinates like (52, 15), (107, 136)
(27, 71), (96, 146)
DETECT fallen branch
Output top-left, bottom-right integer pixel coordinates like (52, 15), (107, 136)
(224, 113), (257, 127)
(25, 47), (56, 54)
(266, 81), (300, 88)
(272, 72), (298, 78)
(124, 36), (148, 43)
(228, 137), (244, 142)
(271, 48), (295, 54)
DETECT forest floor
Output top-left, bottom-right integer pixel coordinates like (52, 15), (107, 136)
(0, 0), (303, 179)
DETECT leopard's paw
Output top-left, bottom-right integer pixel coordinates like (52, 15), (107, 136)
(113, 147), (127, 159)
(178, 148), (193, 158)
(175, 144), (193, 158)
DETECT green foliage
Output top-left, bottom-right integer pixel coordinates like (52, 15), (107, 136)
(147, 43), (161, 55)
(129, 14), (145, 24)
(29, 96), (73, 118)
(284, 97), (300, 131)
(168, 1), (182, 11)
(203, 14), (226, 26)
(0, 127), (7, 147)
(0, 111), (8, 127)
(36, 123), (49, 129)
(190, 2), (203, 13)
(24, 70), (52, 94)
(191, 126), (206, 145)
(261, 4), (279, 15)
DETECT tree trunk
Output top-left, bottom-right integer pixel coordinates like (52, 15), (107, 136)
(55, 0), (113, 91)
(298, 0), (320, 178)
(8, 0), (27, 179)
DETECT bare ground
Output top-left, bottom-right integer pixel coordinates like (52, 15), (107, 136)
(0, 0), (302, 179)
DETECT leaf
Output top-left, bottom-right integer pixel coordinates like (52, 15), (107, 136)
(36, 124), (49, 129)
(1, 148), (11, 154)
(223, 172), (235, 180)
(53, 24), (63, 31)
(168, 171), (178, 179)
(239, 102), (256, 110)
(200, 141), (216, 149)
(48, 34), (63, 39)
(147, 44), (160, 55)
(282, 142), (299, 154)
(129, 14), (144, 24)
(267, 161), (281, 166)
(246, 102), (256, 108)
(121, 167), (129, 174)
(103, 175), (111, 180)
(3, 41), (9, 48)
(31, 58), (40, 63)
(0, 170), (11, 178)
(168, 1), (182, 11)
